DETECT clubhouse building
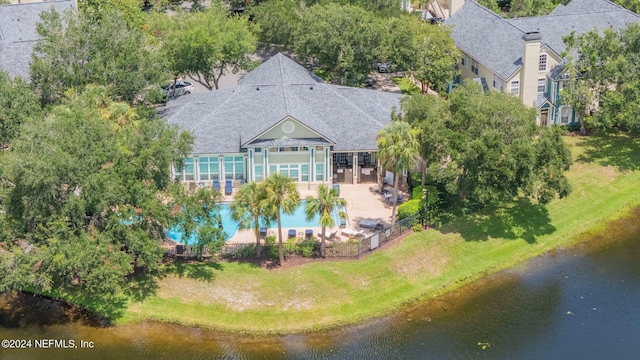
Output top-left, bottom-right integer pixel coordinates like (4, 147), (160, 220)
(160, 53), (403, 190)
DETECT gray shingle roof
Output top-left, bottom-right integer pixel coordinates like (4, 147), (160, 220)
(0, 0), (75, 80)
(161, 53), (402, 154)
(444, 0), (640, 80)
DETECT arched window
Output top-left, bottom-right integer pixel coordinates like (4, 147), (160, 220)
(539, 54), (547, 71)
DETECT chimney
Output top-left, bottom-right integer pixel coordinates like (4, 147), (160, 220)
(520, 31), (541, 107)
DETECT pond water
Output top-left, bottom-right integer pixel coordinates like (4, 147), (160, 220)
(1, 209), (639, 359)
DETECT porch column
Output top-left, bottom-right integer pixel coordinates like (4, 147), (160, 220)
(310, 147), (316, 183)
(248, 149), (254, 182)
(352, 153), (358, 184)
(263, 148), (269, 177)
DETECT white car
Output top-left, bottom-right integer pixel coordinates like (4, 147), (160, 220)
(162, 80), (194, 97)
(377, 62), (390, 73)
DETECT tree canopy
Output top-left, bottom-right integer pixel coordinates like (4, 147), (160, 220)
(295, 3), (384, 86)
(399, 82), (572, 206)
(153, 4), (257, 90)
(0, 86), (192, 298)
(0, 72), (42, 148)
(564, 24), (640, 134)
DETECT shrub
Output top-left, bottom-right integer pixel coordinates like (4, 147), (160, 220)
(411, 223), (423, 232)
(397, 199), (421, 220)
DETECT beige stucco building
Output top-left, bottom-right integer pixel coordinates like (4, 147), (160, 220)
(444, 0), (640, 126)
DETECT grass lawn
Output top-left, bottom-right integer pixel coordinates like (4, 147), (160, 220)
(101, 132), (640, 334)
(392, 76), (421, 95)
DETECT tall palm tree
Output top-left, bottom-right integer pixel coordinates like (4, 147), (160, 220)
(260, 173), (300, 265)
(305, 185), (347, 258)
(230, 181), (267, 258)
(376, 121), (420, 228)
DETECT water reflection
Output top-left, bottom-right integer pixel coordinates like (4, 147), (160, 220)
(1, 210), (640, 359)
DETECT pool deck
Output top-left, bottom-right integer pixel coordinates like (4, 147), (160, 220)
(226, 184), (404, 244)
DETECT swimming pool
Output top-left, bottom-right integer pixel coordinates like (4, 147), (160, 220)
(167, 201), (347, 244)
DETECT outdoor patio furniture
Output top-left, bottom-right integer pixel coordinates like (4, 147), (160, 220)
(339, 217), (347, 228)
(259, 227), (267, 239)
(176, 244), (184, 255)
(197, 182), (205, 188)
(213, 179), (220, 191)
(332, 183), (340, 195)
(359, 218), (381, 229)
(288, 229), (297, 238)
(317, 229), (338, 240)
(225, 179), (233, 195)
(341, 228), (365, 239)
(305, 229), (313, 239)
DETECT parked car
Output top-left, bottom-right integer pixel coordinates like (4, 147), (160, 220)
(162, 80), (194, 97)
(377, 62), (390, 73)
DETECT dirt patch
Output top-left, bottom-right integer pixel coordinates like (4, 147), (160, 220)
(390, 245), (449, 281)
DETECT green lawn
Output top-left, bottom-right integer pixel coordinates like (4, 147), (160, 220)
(95, 132), (640, 334)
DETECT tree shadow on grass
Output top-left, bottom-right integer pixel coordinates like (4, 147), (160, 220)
(162, 261), (224, 282)
(440, 198), (555, 243)
(575, 131), (640, 172)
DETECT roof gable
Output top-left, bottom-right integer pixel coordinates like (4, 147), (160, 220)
(246, 116), (333, 146)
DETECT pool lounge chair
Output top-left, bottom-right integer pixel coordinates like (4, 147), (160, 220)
(305, 229), (313, 239)
(339, 217), (347, 228)
(225, 179), (233, 195)
(288, 229), (297, 238)
(259, 227), (267, 239)
(341, 228), (365, 238)
(213, 179), (220, 192)
(359, 218), (381, 230)
(317, 229), (338, 240)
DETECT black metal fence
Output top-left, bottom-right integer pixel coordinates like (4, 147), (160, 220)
(167, 212), (421, 261)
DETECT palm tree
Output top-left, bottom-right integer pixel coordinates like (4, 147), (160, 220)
(260, 173), (300, 265)
(305, 185), (347, 258)
(230, 181), (267, 258)
(376, 121), (420, 228)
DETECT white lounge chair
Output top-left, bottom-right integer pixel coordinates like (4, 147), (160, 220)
(359, 219), (381, 229)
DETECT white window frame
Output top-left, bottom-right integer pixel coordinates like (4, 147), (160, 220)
(223, 156), (245, 180)
(539, 54), (547, 72)
(538, 77), (546, 94)
(493, 75), (503, 91)
(471, 59), (479, 75)
(560, 106), (570, 124)
(175, 158), (195, 182)
(510, 80), (520, 95)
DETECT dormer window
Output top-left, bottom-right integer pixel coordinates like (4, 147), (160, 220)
(539, 54), (547, 71)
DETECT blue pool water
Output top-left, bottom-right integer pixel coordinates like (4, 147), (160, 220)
(167, 202), (346, 244)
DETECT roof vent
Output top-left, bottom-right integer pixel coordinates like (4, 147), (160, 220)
(522, 31), (541, 41)
(310, 86), (313, 90)
(256, 86), (259, 91)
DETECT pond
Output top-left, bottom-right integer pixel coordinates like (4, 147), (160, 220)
(1, 209), (639, 359)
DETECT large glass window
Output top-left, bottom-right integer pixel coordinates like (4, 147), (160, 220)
(269, 165), (277, 176)
(539, 54), (547, 71)
(175, 158), (194, 181)
(276, 164), (300, 180)
(254, 165), (263, 181)
(315, 163), (324, 182)
(471, 59), (479, 75)
(510, 80), (519, 95)
(301, 164), (309, 181)
(223, 156), (244, 180)
(199, 156), (219, 181)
